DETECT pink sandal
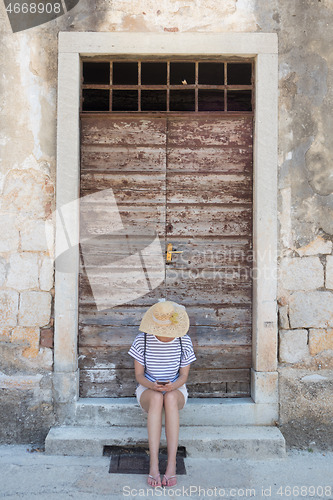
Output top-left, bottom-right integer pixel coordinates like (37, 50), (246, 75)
(162, 474), (177, 487)
(147, 474), (161, 487)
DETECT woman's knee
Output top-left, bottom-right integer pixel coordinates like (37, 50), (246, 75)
(144, 390), (164, 411)
(152, 390), (164, 403)
(164, 390), (182, 409)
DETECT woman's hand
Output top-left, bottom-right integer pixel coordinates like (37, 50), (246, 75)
(152, 381), (173, 392)
(160, 381), (174, 392)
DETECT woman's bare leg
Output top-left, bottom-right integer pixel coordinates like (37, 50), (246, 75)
(140, 389), (164, 486)
(162, 390), (185, 486)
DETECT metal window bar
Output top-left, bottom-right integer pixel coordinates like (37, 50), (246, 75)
(195, 61), (198, 113)
(109, 61), (113, 112)
(224, 62), (228, 112)
(138, 61), (141, 112)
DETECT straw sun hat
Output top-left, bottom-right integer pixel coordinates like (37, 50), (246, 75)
(139, 300), (190, 338)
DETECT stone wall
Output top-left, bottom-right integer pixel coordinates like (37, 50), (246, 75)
(1, 0), (333, 447)
(255, 0), (333, 449)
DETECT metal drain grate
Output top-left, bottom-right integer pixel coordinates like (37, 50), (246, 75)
(105, 446), (187, 475)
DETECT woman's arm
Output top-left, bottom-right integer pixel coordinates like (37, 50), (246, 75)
(134, 359), (166, 392)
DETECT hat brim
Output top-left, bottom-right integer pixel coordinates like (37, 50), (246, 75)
(139, 301), (189, 338)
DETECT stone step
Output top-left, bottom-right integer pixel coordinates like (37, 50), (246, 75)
(45, 425), (286, 459)
(73, 397), (278, 427)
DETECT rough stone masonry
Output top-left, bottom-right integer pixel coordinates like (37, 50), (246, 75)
(0, 0), (333, 448)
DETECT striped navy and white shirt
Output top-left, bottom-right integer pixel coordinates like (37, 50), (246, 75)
(128, 333), (196, 383)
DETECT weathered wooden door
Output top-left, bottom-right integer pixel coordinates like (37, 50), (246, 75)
(79, 114), (253, 398)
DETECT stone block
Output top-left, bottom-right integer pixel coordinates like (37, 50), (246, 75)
(6, 253), (38, 291)
(2, 169), (54, 218)
(296, 236), (332, 256)
(0, 373), (42, 390)
(0, 327), (12, 342)
(279, 329), (309, 363)
(326, 255), (333, 290)
(18, 291), (51, 327)
(35, 347), (53, 370)
(40, 327), (54, 348)
(0, 257), (7, 286)
(39, 257), (54, 291)
(309, 329), (333, 356)
(0, 290), (19, 327)
(251, 370), (278, 403)
(20, 219), (54, 252)
(279, 257), (323, 290)
(0, 213), (19, 252)
(289, 291), (333, 328)
(53, 371), (79, 403)
(278, 305), (289, 329)
(279, 367), (333, 449)
(11, 326), (40, 358)
(253, 300), (278, 372)
(0, 372), (54, 443)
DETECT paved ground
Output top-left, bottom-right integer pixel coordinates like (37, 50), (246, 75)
(1, 445), (333, 500)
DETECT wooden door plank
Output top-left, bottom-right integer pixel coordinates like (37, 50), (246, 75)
(81, 116), (167, 145)
(166, 269), (252, 305)
(167, 173), (252, 204)
(81, 146), (166, 173)
(79, 367), (251, 397)
(79, 304), (251, 328)
(81, 172), (165, 202)
(78, 325), (251, 349)
(78, 345), (251, 370)
(167, 117), (253, 147)
(167, 147), (252, 174)
(166, 205), (252, 237)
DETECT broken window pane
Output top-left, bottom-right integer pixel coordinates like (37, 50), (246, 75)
(112, 90), (138, 111)
(82, 89), (109, 111)
(170, 90), (195, 111)
(170, 62), (195, 85)
(83, 62), (110, 85)
(198, 63), (224, 85)
(141, 62), (167, 85)
(198, 90), (224, 111)
(113, 62), (138, 85)
(227, 63), (252, 85)
(141, 91), (167, 111)
(227, 90), (252, 111)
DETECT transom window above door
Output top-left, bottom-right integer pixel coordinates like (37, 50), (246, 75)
(81, 60), (254, 113)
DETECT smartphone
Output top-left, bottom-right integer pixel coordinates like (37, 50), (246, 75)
(156, 381), (168, 385)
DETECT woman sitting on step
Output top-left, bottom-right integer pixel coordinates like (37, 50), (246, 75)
(128, 300), (196, 488)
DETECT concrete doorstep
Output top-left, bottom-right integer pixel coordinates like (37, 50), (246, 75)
(45, 425), (286, 459)
(73, 397), (279, 427)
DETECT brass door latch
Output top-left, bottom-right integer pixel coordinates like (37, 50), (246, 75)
(166, 243), (183, 263)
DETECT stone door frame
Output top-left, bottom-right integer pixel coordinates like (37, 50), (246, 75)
(54, 32), (278, 423)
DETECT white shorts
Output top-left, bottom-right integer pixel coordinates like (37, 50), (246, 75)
(135, 383), (188, 412)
